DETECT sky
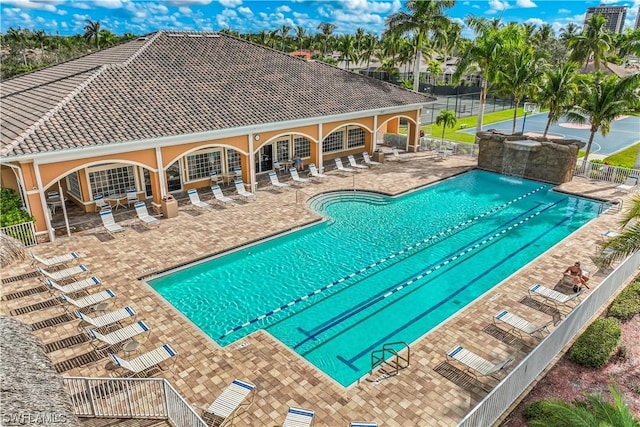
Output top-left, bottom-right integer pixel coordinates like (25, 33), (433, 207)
(1, 0), (639, 39)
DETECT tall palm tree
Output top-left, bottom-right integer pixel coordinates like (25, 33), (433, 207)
(355, 27), (365, 54)
(600, 196), (640, 267)
(385, 0), (455, 93)
(616, 29), (640, 64)
(566, 72), (640, 166)
(568, 14), (613, 71)
(317, 22), (336, 57)
(535, 62), (581, 138)
(295, 26), (306, 51)
(494, 29), (546, 133)
(427, 61), (442, 85)
(360, 34), (378, 71)
(559, 23), (580, 45)
(337, 34), (357, 70)
(435, 110), (457, 145)
(453, 16), (506, 133)
(279, 25), (291, 52)
(528, 383), (639, 427)
(255, 29), (271, 47)
(83, 19), (101, 50)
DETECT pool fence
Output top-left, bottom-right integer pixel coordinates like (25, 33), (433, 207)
(457, 249), (640, 427)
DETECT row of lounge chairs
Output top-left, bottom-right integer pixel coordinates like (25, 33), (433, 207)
(447, 282), (585, 380)
(197, 378), (376, 427)
(99, 202), (160, 236)
(29, 251), (178, 378)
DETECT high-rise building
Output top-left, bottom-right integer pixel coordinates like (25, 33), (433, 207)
(635, 12), (640, 30)
(584, 4), (627, 34)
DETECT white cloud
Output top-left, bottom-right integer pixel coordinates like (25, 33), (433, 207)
(524, 17), (544, 26)
(463, 1), (470, 4)
(516, 0), (536, 8)
(558, 8), (570, 14)
(178, 6), (192, 15)
(486, 0), (510, 14)
(238, 6), (253, 16)
(91, 0), (123, 9)
(218, 0), (241, 8)
(276, 5), (291, 13)
(168, 0), (213, 4)
(2, 0), (61, 12)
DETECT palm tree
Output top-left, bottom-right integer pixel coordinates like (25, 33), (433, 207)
(566, 72), (640, 166)
(279, 25), (291, 52)
(295, 26), (306, 51)
(568, 14), (613, 71)
(385, 0), (455, 93)
(559, 23), (580, 44)
(255, 30), (271, 47)
(528, 383), (639, 427)
(337, 34), (357, 70)
(355, 27), (365, 54)
(83, 19), (101, 50)
(453, 16), (506, 133)
(535, 62), (581, 138)
(616, 29), (640, 64)
(494, 30), (546, 133)
(427, 60), (442, 85)
(360, 34), (378, 71)
(600, 196), (640, 268)
(317, 22), (336, 57)
(435, 109), (457, 146)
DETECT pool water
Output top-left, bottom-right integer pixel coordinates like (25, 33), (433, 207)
(149, 170), (602, 386)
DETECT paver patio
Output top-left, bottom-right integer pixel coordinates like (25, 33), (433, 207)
(1, 151), (632, 426)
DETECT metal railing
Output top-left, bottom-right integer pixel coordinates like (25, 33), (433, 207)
(457, 250), (640, 427)
(63, 377), (206, 427)
(1, 221), (37, 247)
(575, 161), (640, 184)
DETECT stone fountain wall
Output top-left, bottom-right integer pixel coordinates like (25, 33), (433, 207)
(476, 131), (585, 184)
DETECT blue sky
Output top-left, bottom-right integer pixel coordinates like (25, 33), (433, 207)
(1, 0), (638, 38)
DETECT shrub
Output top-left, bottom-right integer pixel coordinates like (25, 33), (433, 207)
(569, 318), (621, 368)
(523, 399), (566, 426)
(0, 187), (34, 227)
(608, 282), (640, 322)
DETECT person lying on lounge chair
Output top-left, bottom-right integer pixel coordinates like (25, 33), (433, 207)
(564, 261), (589, 291)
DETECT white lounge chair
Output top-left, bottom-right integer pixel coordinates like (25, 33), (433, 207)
(446, 345), (514, 379)
(211, 185), (235, 204)
(61, 289), (116, 311)
(46, 276), (101, 295)
(126, 189), (139, 207)
(198, 379), (255, 427)
(110, 343), (177, 377)
(100, 209), (125, 235)
(134, 202), (160, 227)
(308, 163), (329, 179)
(616, 176), (637, 193)
(391, 147), (408, 162)
(94, 195), (110, 212)
(36, 264), (89, 283)
(75, 306), (136, 328)
(30, 251), (79, 268)
(282, 407), (314, 427)
(350, 423), (378, 427)
(269, 171), (290, 189)
(529, 283), (583, 308)
(273, 160), (285, 174)
(362, 152), (381, 166)
(234, 180), (256, 200)
(210, 172), (223, 186)
(494, 310), (553, 339)
(347, 155), (368, 169)
(88, 320), (150, 347)
(289, 168), (310, 183)
(334, 158), (355, 173)
(188, 189), (212, 209)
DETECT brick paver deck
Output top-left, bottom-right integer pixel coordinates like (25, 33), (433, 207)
(1, 152), (630, 426)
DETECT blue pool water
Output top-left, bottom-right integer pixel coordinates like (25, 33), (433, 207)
(149, 170), (602, 386)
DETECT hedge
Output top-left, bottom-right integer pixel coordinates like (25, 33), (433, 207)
(569, 318), (621, 368)
(608, 282), (640, 322)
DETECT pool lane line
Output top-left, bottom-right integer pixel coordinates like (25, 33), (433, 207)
(335, 212), (572, 372)
(295, 199), (562, 354)
(217, 185), (548, 341)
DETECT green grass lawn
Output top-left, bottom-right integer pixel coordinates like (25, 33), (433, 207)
(603, 143), (640, 168)
(423, 107), (525, 144)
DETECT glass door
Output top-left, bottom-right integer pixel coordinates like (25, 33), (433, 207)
(255, 144), (273, 173)
(166, 161), (182, 192)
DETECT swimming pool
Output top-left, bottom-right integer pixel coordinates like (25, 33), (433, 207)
(149, 170), (602, 386)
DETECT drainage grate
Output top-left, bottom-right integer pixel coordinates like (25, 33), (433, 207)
(483, 324), (532, 352)
(31, 313), (75, 331)
(1, 271), (39, 284)
(9, 297), (62, 316)
(519, 296), (562, 317)
(54, 350), (102, 373)
(45, 333), (90, 353)
(433, 361), (490, 393)
(2, 285), (48, 301)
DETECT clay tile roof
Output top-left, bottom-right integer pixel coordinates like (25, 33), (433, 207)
(1, 31), (434, 158)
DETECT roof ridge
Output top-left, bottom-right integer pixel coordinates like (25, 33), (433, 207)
(1, 65), (109, 157)
(120, 31), (162, 67)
